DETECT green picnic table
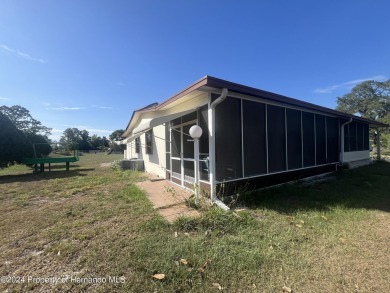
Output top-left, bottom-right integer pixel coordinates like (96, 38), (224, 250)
(22, 156), (80, 173)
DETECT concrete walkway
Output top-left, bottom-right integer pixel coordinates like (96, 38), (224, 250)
(135, 174), (200, 222)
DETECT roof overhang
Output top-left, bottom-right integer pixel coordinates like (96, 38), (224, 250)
(133, 109), (194, 135)
(118, 129), (149, 145)
(123, 75), (388, 137)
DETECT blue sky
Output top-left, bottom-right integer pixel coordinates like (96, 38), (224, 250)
(1, 1), (389, 141)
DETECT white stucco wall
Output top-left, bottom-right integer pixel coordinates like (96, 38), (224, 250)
(343, 150), (370, 163)
(125, 124), (167, 178)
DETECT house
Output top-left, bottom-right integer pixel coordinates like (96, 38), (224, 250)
(121, 76), (387, 206)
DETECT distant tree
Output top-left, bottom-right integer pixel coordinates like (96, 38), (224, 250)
(0, 112), (28, 167)
(336, 80), (390, 120)
(0, 105), (52, 138)
(102, 136), (110, 149)
(337, 79), (390, 148)
(79, 130), (92, 150)
(109, 129), (124, 142)
(90, 134), (103, 149)
(59, 128), (82, 150)
(24, 133), (52, 157)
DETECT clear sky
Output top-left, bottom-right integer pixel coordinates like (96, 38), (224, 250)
(1, 1), (389, 141)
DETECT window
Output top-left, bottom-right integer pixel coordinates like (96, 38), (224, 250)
(145, 129), (153, 154)
(344, 121), (369, 153)
(135, 137), (140, 154)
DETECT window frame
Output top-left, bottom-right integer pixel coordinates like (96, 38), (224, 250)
(145, 129), (153, 155)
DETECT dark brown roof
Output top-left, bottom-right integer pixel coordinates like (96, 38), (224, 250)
(124, 75), (388, 135)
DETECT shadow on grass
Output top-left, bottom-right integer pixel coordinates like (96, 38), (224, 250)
(236, 161), (390, 214)
(0, 168), (95, 183)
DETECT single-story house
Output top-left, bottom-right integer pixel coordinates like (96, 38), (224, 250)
(121, 76), (387, 206)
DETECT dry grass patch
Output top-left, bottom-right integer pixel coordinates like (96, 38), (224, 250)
(0, 156), (389, 292)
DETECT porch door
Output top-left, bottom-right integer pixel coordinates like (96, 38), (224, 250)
(171, 122), (196, 187)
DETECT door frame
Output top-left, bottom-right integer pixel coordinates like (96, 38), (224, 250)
(170, 119), (197, 187)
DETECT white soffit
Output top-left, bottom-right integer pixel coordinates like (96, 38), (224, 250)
(122, 129), (149, 144)
(133, 109), (194, 134)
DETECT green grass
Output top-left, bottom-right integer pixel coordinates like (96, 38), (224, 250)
(0, 155), (389, 292)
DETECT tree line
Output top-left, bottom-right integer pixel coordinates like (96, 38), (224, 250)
(0, 105), (52, 167)
(56, 128), (124, 152)
(1, 79), (389, 167)
(0, 105), (124, 167)
(336, 79), (390, 147)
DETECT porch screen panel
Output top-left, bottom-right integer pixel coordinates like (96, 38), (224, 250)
(363, 124), (369, 150)
(172, 159), (181, 175)
(215, 97), (242, 181)
(171, 111), (197, 126)
(183, 124), (194, 159)
(243, 100), (266, 176)
(165, 123), (171, 170)
(184, 161), (194, 179)
(286, 109), (302, 170)
(349, 122), (357, 152)
(267, 105), (286, 173)
(171, 128), (181, 157)
(198, 105), (209, 154)
(302, 112), (315, 167)
(315, 114), (326, 165)
(326, 117), (339, 163)
(344, 123), (350, 152)
(181, 111), (197, 124)
(357, 123), (364, 151)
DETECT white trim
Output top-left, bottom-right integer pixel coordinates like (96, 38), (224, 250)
(343, 150), (370, 163)
(133, 109), (194, 134)
(208, 90), (340, 119)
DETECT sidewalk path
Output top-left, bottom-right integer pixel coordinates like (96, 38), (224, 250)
(135, 174), (200, 222)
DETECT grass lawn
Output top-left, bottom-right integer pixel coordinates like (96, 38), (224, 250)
(0, 154), (389, 292)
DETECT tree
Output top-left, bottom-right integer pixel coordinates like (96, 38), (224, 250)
(108, 129), (125, 152)
(0, 106), (52, 166)
(336, 80), (390, 120)
(0, 105), (52, 138)
(109, 129), (124, 142)
(79, 130), (92, 150)
(90, 134), (103, 149)
(59, 128), (82, 150)
(337, 79), (390, 149)
(0, 112), (29, 167)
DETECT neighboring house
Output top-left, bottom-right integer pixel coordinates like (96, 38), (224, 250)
(121, 76), (387, 204)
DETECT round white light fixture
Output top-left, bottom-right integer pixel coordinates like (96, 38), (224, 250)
(189, 125), (202, 139)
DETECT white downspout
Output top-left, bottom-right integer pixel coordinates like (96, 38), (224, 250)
(209, 88), (230, 210)
(340, 118), (353, 163)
